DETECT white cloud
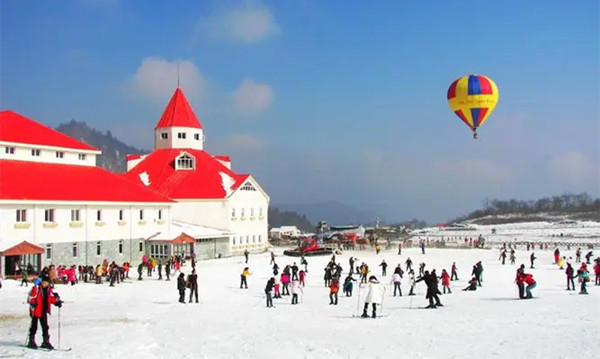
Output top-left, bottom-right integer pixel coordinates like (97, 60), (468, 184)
(544, 151), (598, 182)
(127, 57), (206, 103)
(222, 134), (266, 152)
(432, 158), (515, 184)
(197, 3), (279, 43)
(232, 78), (274, 115)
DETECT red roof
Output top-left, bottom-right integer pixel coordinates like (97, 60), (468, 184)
(214, 155), (231, 162)
(1, 241), (44, 256)
(0, 111), (99, 152)
(155, 88), (203, 130)
(124, 149), (249, 199)
(0, 159), (172, 203)
(126, 154), (145, 161)
(172, 233), (196, 245)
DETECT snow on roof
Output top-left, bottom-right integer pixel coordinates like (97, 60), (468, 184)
(0, 159), (172, 203)
(124, 149), (249, 199)
(154, 88), (203, 130)
(147, 221), (232, 241)
(0, 111), (100, 152)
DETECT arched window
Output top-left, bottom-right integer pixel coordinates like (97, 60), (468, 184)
(240, 182), (256, 191)
(176, 154), (194, 170)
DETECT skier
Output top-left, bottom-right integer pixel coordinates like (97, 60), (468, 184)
(349, 257), (355, 275)
(137, 263), (143, 281)
(299, 269), (306, 287)
(343, 274), (356, 297)
(300, 255), (308, 272)
(265, 277), (274, 308)
(440, 269), (451, 294)
(510, 249), (516, 265)
(361, 275), (385, 318)
(281, 272), (290, 295)
(291, 278), (303, 305)
(188, 270), (198, 303)
(165, 259), (171, 281)
(291, 262), (299, 280)
(554, 248), (560, 264)
(462, 276), (478, 291)
(391, 271), (402, 296)
(521, 272), (536, 299)
(415, 270), (442, 308)
(575, 269), (589, 294)
(594, 258), (600, 286)
(418, 263), (426, 277)
(407, 269), (417, 296)
(565, 263), (575, 290)
(405, 257), (413, 272)
(177, 273), (186, 303)
(240, 267), (250, 289)
(476, 262), (484, 285)
(515, 264), (525, 298)
(575, 248), (581, 263)
(585, 251), (593, 264)
(324, 267), (332, 287)
(329, 276), (340, 305)
(360, 264), (369, 284)
(530, 252), (536, 268)
(244, 249), (249, 264)
(27, 276), (63, 349)
(499, 249), (507, 265)
(379, 260), (388, 276)
(273, 275), (281, 298)
(450, 262), (458, 281)
(270, 251), (276, 265)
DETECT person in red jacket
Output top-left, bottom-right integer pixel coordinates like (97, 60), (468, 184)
(440, 269), (451, 294)
(27, 276), (63, 350)
(521, 272), (536, 299)
(594, 259), (600, 286)
(329, 276), (340, 305)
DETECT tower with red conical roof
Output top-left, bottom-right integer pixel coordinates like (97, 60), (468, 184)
(154, 88), (204, 151)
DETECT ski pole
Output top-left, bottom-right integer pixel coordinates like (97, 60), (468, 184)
(58, 306), (61, 349)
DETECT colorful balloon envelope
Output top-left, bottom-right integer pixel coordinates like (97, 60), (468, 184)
(447, 75), (499, 139)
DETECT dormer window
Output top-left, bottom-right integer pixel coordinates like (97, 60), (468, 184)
(5, 147), (15, 154)
(78, 154), (86, 161)
(56, 151), (64, 158)
(31, 149), (41, 157)
(177, 132), (186, 139)
(176, 154), (194, 170)
(161, 133), (168, 140)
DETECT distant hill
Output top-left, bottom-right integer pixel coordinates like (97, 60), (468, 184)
(268, 207), (315, 233)
(276, 201), (377, 226)
(56, 120), (148, 173)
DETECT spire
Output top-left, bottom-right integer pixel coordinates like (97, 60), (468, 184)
(154, 88), (203, 130)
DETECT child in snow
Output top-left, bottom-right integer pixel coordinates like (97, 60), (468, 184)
(521, 272), (536, 299)
(463, 276), (478, 291)
(273, 275), (281, 298)
(240, 267), (250, 289)
(575, 269), (589, 294)
(291, 279), (303, 305)
(362, 276), (386, 318)
(299, 270), (306, 287)
(440, 269), (451, 294)
(329, 276), (340, 305)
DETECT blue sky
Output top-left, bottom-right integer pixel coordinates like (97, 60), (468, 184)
(2, 0), (598, 223)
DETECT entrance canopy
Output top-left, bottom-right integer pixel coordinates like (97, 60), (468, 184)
(0, 240), (43, 256)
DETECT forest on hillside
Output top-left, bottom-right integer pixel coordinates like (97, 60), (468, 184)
(268, 207), (315, 233)
(452, 192), (599, 223)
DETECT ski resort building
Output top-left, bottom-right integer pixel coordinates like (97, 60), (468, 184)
(0, 88), (269, 277)
(125, 88), (270, 258)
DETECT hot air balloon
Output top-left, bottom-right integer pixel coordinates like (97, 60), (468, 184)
(447, 75), (499, 139)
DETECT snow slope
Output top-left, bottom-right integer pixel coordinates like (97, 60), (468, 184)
(1, 247), (598, 358)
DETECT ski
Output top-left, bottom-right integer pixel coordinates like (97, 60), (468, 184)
(23, 346), (72, 352)
(351, 315), (389, 318)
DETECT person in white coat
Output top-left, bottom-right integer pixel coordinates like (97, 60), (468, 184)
(291, 279), (303, 305)
(362, 276), (386, 318)
(391, 272), (402, 296)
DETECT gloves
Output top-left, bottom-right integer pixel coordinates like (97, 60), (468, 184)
(56, 300), (63, 308)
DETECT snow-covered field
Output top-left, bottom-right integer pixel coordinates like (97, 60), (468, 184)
(1, 246), (599, 359)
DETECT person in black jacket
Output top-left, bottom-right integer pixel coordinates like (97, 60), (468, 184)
(565, 263), (575, 290)
(265, 277), (275, 308)
(165, 259), (171, 281)
(177, 273), (186, 304)
(379, 260), (388, 276)
(158, 261), (163, 280)
(415, 270), (442, 309)
(188, 270), (198, 303)
(291, 263), (299, 280)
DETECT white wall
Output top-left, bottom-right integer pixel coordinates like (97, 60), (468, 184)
(0, 203), (171, 246)
(0, 143), (97, 166)
(154, 127), (204, 151)
(227, 180), (269, 253)
(171, 200), (229, 229)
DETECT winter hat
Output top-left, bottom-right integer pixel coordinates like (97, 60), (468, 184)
(34, 278), (42, 286)
(41, 275), (51, 283)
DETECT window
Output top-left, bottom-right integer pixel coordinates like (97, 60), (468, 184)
(119, 209), (124, 221)
(5, 147), (15, 154)
(241, 208), (245, 217)
(139, 241), (144, 252)
(46, 244), (52, 260)
(259, 235), (262, 243)
(161, 132), (168, 140)
(31, 149), (41, 157)
(246, 236), (249, 244)
(194, 134), (200, 140)
(16, 209), (27, 222)
(177, 132), (186, 139)
(139, 210), (144, 220)
(232, 208), (236, 217)
(72, 243), (78, 258)
(233, 237), (236, 245)
(158, 209), (162, 220)
(119, 240), (123, 254)
(56, 151), (64, 158)
(250, 208), (254, 217)
(252, 235), (256, 243)
(176, 155), (194, 169)
(44, 209), (55, 222)
(240, 182), (256, 191)
(96, 242), (101, 256)
(78, 154), (86, 161)
(96, 210), (102, 221)
(71, 209), (80, 222)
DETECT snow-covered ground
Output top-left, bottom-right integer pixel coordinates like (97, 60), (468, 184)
(1, 247), (599, 359)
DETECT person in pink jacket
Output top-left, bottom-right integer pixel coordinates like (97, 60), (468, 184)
(291, 279), (303, 305)
(274, 276), (281, 298)
(281, 273), (290, 296)
(299, 270), (306, 287)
